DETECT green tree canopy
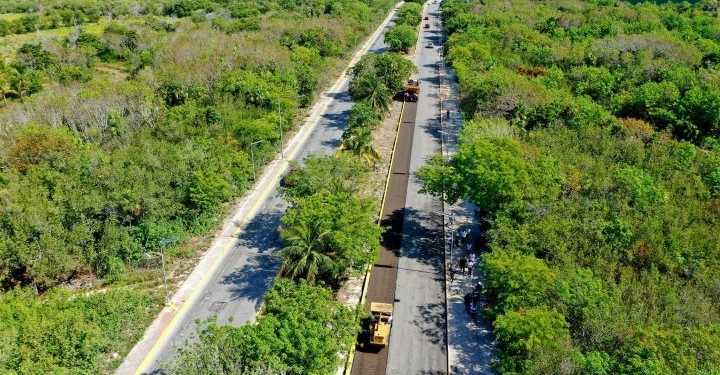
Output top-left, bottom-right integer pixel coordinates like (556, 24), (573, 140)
(172, 280), (357, 375)
(384, 24), (417, 53)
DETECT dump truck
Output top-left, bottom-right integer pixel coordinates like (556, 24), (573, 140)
(404, 79), (420, 102)
(368, 302), (393, 347)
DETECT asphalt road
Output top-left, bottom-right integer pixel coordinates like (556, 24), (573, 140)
(350, 101), (417, 375)
(133, 9), (401, 374)
(387, 2), (449, 374)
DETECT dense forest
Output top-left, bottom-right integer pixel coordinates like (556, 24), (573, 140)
(0, 0), (396, 372)
(419, 0), (720, 373)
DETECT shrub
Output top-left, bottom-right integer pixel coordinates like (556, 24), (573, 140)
(395, 3), (422, 27)
(173, 280), (357, 375)
(494, 308), (572, 373)
(0, 288), (160, 373)
(483, 251), (557, 314)
(384, 24), (417, 53)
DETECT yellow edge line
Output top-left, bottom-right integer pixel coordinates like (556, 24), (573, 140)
(135, 165), (291, 374)
(344, 99), (405, 375)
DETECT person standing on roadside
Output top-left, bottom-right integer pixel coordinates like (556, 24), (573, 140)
(459, 257), (467, 275)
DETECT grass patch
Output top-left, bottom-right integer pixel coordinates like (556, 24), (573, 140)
(0, 13), (28, 21)
(0, 21), (104, 58)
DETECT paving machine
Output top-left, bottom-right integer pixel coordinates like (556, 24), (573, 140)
(404, 79), (420, 102)
(368, 302), (393, 347)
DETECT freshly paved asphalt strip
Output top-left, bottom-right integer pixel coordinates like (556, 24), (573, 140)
(350, 101), (417, 375)
(117, 5), (402, 374)
(386, 1), (449, 374)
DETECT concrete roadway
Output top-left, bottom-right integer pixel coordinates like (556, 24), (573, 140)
(119, 6), (402, 373)
(387, 1), (449, 374)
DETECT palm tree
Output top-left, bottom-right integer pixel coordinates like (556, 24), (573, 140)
(353, 74), (391, 113)
(341, 125), (379, 164)
(280, 221), (335, 284)
(348, 101), (381, 130)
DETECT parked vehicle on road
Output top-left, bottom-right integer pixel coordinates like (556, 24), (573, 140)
(368, 302), (393, 347)
(404, 79), (420, 102)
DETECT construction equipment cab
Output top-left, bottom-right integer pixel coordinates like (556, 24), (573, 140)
(404, 79), (420, 102)
(369, 302), (393, 347)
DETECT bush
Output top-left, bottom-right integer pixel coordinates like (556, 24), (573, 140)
(188, 170), (233, 211)
(281, 154), (370, 200)
(349, 52), (414, 102)
(484, 251), (557, 314)
(384, 24), (417, 53)
(494, 308), (573, 374)
(173, 280), (357, 375)
(0, 288), (160, 373)
(347, 100), (382, 130)
(395, 3), (422, 27)
(281, 191), (380, 282)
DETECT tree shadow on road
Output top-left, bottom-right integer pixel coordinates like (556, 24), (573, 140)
(399, 207), (444, 272)
(418, 371), (447, 375)
(221, 253), (280, 306)
(321, 108), (351, 130)
(236, 209), (284, 255)
(412, 301), (448, 348)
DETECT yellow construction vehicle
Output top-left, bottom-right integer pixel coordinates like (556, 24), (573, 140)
(368, 302), (393, 347)
(404, 79), (420, 102)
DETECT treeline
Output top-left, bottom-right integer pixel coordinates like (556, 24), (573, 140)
(0, 11), (100, 37)
(0, 21), (164, 103)
(0, 0), (162, 15)
(384, 2), (421, 52)
(0, 0), (374, 102)
(0, 0), (376, 38)
(0, 287), (161, 373)
(279, 54), (411, 284)
(418, 0), (720, 374)
(279, 155), (380, 285)
(0, 0), (392, 290)
(0, 1), (162, 37)
(0, 0), (395, 372)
